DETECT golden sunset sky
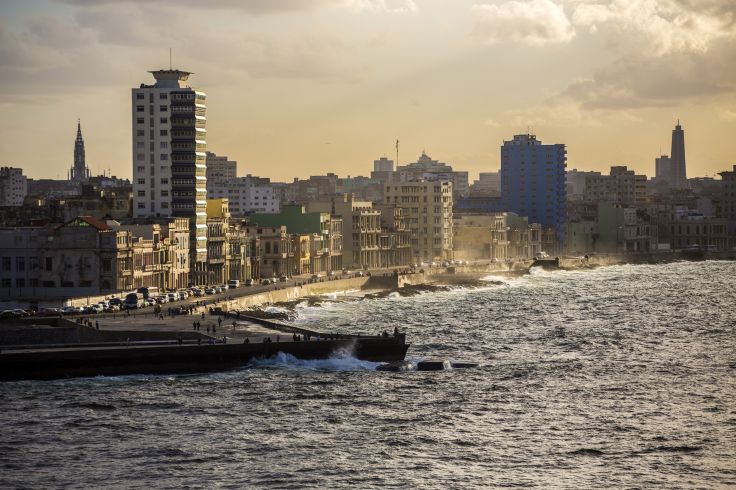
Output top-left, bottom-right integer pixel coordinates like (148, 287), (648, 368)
(1, 0), (735, 181)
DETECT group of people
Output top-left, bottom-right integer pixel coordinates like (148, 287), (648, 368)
(192, 320), (218, 335)
(76, 317), (100, 330)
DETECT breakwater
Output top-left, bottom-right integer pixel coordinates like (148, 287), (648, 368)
(0, 335), (409, 381)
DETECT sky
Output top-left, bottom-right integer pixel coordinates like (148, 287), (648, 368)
(0, 0), (735, 181)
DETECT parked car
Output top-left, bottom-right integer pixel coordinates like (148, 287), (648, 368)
(228, 279), (240, 288)
(261, 278), (272, 285)
(279, 275), (288, 282)
(327, 270), (335, 277)
(244, 279), (253, 287)
(104, 305), (120, 313)
(310, 274), (323, 281)
(38, 307), (62, 316)
(178, 291), (189, 300)
(192, 289), (204, 297)
(156, 296), (169, 304)
(219, 284), (229, 291)
(61, 306), (81, 315)
(0, 309), (28, 319)
(108, 298), (123, 307)
(204, 287), (216, 295)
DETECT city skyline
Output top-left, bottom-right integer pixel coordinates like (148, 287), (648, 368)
(1, 1), (734, 181)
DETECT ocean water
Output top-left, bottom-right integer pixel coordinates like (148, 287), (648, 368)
(1, 261), (735, 488)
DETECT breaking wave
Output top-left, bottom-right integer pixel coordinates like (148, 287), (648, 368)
(246, 351), (380, 372)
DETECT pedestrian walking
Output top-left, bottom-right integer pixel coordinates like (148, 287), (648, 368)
(95, 320), (99, 330)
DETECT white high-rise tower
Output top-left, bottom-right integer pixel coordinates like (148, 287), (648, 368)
(132, 69), (208, 283)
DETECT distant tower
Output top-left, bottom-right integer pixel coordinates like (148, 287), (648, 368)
(70, 119), (90, 182)
(670, 121), (687, 189)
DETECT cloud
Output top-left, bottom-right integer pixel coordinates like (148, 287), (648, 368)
(346, 0), (417, 13)
(471, 0), (575, 46)
(570, 0), (736, 55)
(560, 38), (736, 109)
(55, 0), (416, 14)
(717, 107), (736, 122)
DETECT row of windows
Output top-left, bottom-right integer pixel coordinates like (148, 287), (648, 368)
(136, 93), (169, 100)
(1, 256), (36, 271)
(137, 190), (169, 197)
(136, 153), (170, 161)
(136, 129), (169, 137)
(136, 105), (169, 112)
(137, 117), (168, 124)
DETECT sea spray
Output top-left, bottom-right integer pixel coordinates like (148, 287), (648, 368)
(247, 351), (379, 372)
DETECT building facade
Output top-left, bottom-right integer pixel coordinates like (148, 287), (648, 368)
(131, 69), (208, 284)
(208, 176), (280, 216)
(384, 181), (454, 262)
(205, 152), (237, 186)
(501, 134), (567, 246)
(583, 166), (647, 205)
(0, 167), (28, 207)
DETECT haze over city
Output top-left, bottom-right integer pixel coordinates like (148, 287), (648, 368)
(1, 0), (735, 180)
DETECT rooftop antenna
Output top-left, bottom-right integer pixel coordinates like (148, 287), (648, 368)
(395, 139), (399, 166)
(169, 48), (172, 70)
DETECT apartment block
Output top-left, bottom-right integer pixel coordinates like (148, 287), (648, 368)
(0, 167), (28, 207)
(501, 134), (567, 245)
(131, 69), (208, 284)
(384, 181), (453, 262)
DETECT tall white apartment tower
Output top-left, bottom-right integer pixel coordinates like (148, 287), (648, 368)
(132, 69), (208, 284)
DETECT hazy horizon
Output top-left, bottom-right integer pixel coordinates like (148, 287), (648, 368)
(1, 0), (734, 181)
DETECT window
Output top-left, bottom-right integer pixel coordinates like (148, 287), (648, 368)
(160, 93), (168, 99)
(1, 278), (10, 288)
(160, 117), (168, 124)
(137, 130), (145, 136)
(137, 203), (145, 209)
(137, 142), (144, 149)
(161, 202), (169, 209)
(137, 178), (145, 185)
(30, 279), (38, 288)
(160, 178), (169, 184)
(137, 117), (144, 124)
(16, 257), (25, 271)
(16, 279), (25, 288)
(136, 105), (144, 112)
(136, 93), (145, 100)
(1, 257), (10, 271)
(159, 105), (168, 112)
(138, 191), (146, 197)
(160, 154), (169, 160)
(137, 166), (145, 173)
(160, 130), (168, 136)
(45, 257), (53, 271)
(161, 190), (169, 197)
(137, 154), (145, 161)
(102, 258), (112, 273)
(160, 142), (168, 148)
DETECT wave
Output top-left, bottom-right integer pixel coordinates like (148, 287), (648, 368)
(246, 351), (380, 372)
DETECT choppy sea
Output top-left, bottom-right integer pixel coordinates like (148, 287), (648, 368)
(1, 261), (735, 488)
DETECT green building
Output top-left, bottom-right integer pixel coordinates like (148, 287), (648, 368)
(249, 204), (328, 235)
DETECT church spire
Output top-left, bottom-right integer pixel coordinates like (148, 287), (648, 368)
(70, 119), (89, 182)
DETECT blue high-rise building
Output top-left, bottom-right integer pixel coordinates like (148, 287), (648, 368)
(500, 134), (567, 246)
